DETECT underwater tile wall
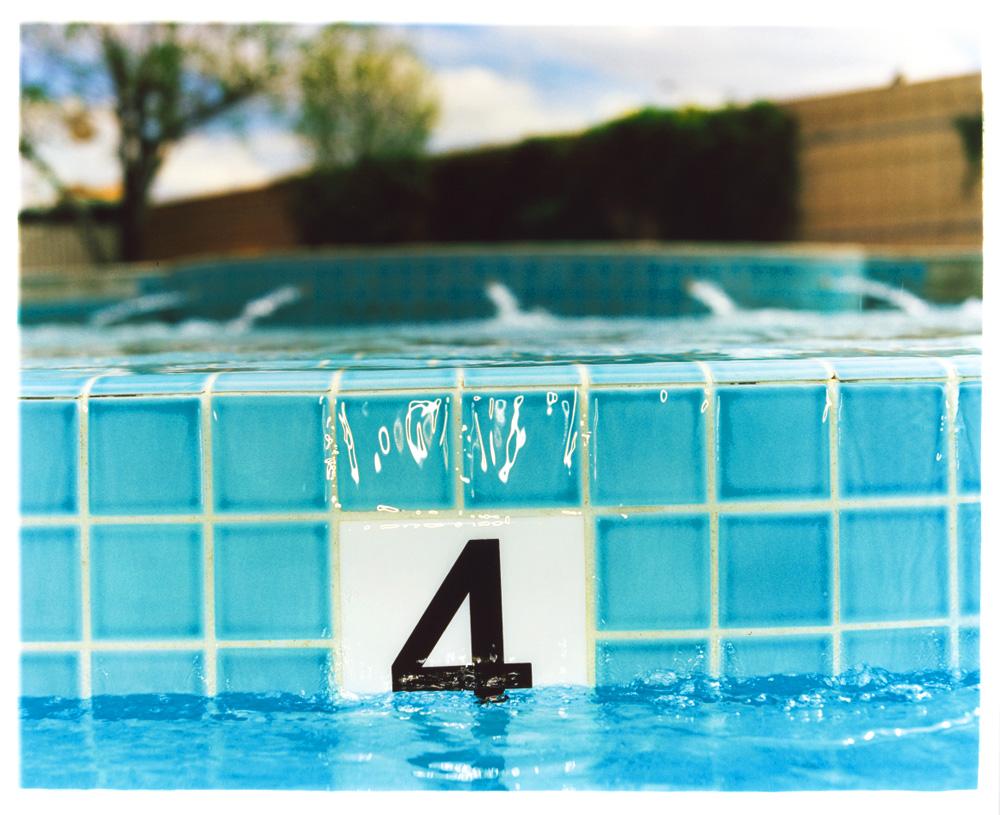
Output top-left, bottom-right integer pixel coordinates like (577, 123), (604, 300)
(19, 355), (981, 698)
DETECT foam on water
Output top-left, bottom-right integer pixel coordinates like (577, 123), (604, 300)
(20, 670), (979, 790)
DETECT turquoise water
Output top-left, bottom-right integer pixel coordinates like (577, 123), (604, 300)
(21, 669), (979, 790)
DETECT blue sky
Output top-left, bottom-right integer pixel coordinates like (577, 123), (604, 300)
(20, 24), (982, 206)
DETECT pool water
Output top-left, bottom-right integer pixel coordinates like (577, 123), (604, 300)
(21, 669), (978, 790)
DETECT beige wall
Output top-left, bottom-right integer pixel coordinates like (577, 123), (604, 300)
(781, 73), (982, 247)
(19, 222), (118, 272)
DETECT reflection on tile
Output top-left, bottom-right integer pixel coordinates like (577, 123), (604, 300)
(463, 390), (580, 507)
(217, 648), (331, 696)
(92, 651), (204, 695)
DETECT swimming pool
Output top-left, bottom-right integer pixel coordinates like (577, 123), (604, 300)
(19, 246), (982, 790)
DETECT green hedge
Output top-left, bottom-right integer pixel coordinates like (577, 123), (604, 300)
(293, 101), (799, 245)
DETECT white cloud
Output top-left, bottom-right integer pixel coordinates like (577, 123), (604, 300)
(430, 65), (642, 151)
(151, 129), (310, 202)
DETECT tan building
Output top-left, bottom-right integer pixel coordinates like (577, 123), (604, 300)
(781, 72), (982, 247)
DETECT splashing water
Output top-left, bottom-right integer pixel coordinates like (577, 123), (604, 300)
(685, 278), (739, 315)
(20, 669), (978, 790)
(89, 292), (187, 328)
(227, 285), (302, 333)
(828, 276), (931, 317)
(484, 281), (555, 327)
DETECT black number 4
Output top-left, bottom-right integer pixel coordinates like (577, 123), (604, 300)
(391, 538), (532, 699)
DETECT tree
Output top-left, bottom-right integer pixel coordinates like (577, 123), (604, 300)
(20, 23), (287, 262)
(295, 24), (439, 168)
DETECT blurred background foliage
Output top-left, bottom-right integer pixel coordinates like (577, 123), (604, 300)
(294, 103), (799, 244)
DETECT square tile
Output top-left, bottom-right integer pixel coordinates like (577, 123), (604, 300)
(335, 394), (454, 510)
(596, 639), (708, 685)
(20, 401), (78, 515)
(462, 390), (581, 507)
(214, 523), (330, 640)
(21, 526), (81, 641)
(590, 389), (705, 506)
(838, 384), (947, 497)
(841, 627), (949, 673)
(719, 513), (832, 627)
(340, 367), (459, 391)
(90, 524), (203, 639)
(957, 383), (981, 494)
(21, 652), (79, 698)
(717, 386), (830, 501)
(722, 635), (833, 677)
(89, 399), (202, 514)
(959, 503), (980, 616)
(839, 508), (948, 623)
(587, 361), (704, 385)
(217, 648), (331, 696)
(91, 373), (210, 396)
(212, 396), (327, 512)
(91, 651), (204, 695)
(596, 514), (710, 630)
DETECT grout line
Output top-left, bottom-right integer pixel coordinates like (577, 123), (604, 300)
(941, 360), (962, 674)
(327, 369), (344, 695)
(76, 375), (101, 700)
(18, 492), (979, 528)
(576, 364), (597, 686)
(25, 614), (979, 654)
(821, 360), (843, 674)
(199, 373), (220, 696)
(695, 362), (720, 676)
(23, 639), (340, 652)
(594, 617), (972, 641)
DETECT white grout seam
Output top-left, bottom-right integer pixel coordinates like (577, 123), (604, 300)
(941, 360), (962, 673)
(76, 375), (101, 699)
(199, 372), (221, 696)
(575, 364), (597, 685)
(820, 360), (843, 674)
(695, 362), (721, 676)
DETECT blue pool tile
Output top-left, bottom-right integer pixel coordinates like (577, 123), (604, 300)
(91, 373), (209, 396)
(335, 394), (453, 510)
(841, 627), (949, 673)
(839, 508), (948, 623)
(959, 628), (979, 673)
(214, 370), (334, 393)
(463, 390), (581, 507)
(89, 399), (202, 514)
(218, 648), (331, 696)
(596, 515), (710, 630)
(21, 370), (94, 398)
(722, 635), (833, 677)
(587, 361), (704, 385)
(341, 366), (459, 391)
(213, 396), (327, 512)
(719, 513), (832, 627)
(596, 639), (708, 685)
(21, 653), (79, 698)
(708, 359), (828, 383)
(214, 523), (330, 640)
(950, 356), (981, 378)
(90, 524), (203, 640)
(959, 503), (980, 616)
(957, 382), (981, 494)
(463, 365), (580, 387)
(21, 527), (80, 641)
(838, 384), (947, 497)
(92, 651), (204, 695)
(717, 386), (829, 501)
(590, 389), (705, 506)
(20, 401), (78, 515)
(829, 357), (947, 381)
